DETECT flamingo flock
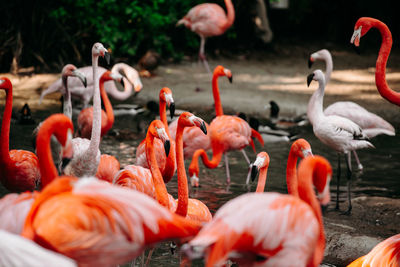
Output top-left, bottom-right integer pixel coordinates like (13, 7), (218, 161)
(0, 11), (399, 267)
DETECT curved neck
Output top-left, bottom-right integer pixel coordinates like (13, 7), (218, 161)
(189, 147), (223, 176)
(62, 76), (72, 119)
(222, 0), (235, 31)
(175, 124), (189, 216)
(307, 81), (325, 125)
(36, 122), (59, 188)
(106, 77), (133, 100)
(159, 99), (169, 135)
(298, 161), (325, 267)
(145, 133), (170, 208)
(100, 78), (114, 134)
(88, 54), (101, 156)
(0, 88), (12, 164)
(286, 150), (299, 197)
(373, 20), (400, 106)
(255, 167), (268, 193)
(212, 74), (224, 116)
(323, 54), (333, 84)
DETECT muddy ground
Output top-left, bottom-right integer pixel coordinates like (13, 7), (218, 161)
(1, 44), (400, 266)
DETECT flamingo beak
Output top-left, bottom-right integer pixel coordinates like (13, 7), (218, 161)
(104, 51), (111, 65)
(134, 83), (142, 93)
(307, 73), (315, 87)
(302, 149), (313, 158)
(164, 140), (170, 157)
(250, 164), (258, 182)
(228, 76), (233, 83)
(190, 115), (207, 135)
(170, 102), (175, 120)
(350, 26), (362, 54)
(200, 121), (207, 135)
(72, 70), (87, 88)
(308, 58), (314, 68)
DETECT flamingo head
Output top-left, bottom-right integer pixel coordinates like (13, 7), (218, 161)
(213, 65), (233, 83)
(291, 138), (313, 159)
(0, 77), (12, 91)
(312, 156), (332, 206)
(250, 151), (270, 182)
(351, 17), (376, 51)
(160, 87), (175, 119)
(307, 69), (325, 87)
(149, 120), (170, 157)
(179, 112), (207, 135)
(62, 64), (87, 88)
(92, 42), (110, 64)
(308, 49), (329, 68)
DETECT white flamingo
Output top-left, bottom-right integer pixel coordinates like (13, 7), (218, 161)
(309, 49), (395, 170)
(63, 43), (109, 177)
(40, 63), (142, 108)
(307, 69), (374, 214)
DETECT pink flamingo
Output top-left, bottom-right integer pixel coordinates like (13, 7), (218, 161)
(307, 69), (374, 214)
(351, 17), (400, 106)
(347, 233), (400, 267)
(177, 0), (235, 73)
(40, 63), (142, 108)
(189, 65), (264, 187)
(182, 155), (332, 267)
(135, 87), (176, 183)
(63, 42), (109, 178)
(0, 77), (40, 191)
(77, 70), (123, 139)
(309, 48), (395, 170)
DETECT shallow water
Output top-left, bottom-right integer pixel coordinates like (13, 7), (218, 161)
(1, 107), (400, 266)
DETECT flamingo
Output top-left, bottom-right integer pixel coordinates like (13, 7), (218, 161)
(95, 154), (120, 183)
(0, 230), (77, 267)
(347, 233), (400, 267)
(188, 65), (264, 187)
(0, 77), (40, 192)
(351, 17), (400, 107)
(63, 42), (109, 178)
(135, 87), (176, 183)
(40, 63), (142, 108)
(177, 0), (235, 73)
(309, 48), (395, 170)
(77, 70), (123, 139)
(182, 155), (332, 267)
(307, 69), (374, 214)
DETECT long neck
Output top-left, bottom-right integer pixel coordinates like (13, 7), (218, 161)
(255, 167), (268, 193)
(100, 79), (114, 134)
(159, 98), (176, 182)
(175, 124), (189, 216)
(105, 77), (133, 100)
(323, 53), (333, 84)
(0, 89), (12, 163)
(88, 54), (101, 156)
(212, 75), (224, 116)
(298, 162), (325, 267)
(159, 99), (169, 135)
(222, 0), (235, 32)
(307, 81), (325, 125)
(373, 20), (400, 106)
(36, 122), (59, 188)
(189, 147), (224, 177)
(62, 76), (72, 119)
(286, 151), (299, 197)
(146, 134), (170, 208)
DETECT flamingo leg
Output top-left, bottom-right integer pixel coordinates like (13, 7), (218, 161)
(224, 153), (231, 184)
(144, 248), (154, 267)
(335, 153), (341, 210)
(352, 150), (363, 171)
(199, 36), (211, 75)
(342, 152), (353, 215)
(240, 149), (251, 165)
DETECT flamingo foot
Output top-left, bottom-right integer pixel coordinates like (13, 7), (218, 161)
(190, 174), (200, 187)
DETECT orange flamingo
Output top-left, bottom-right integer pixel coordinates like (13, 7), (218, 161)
(182, 155), (332, 267)
(177, 0), (235, 73)
(347, 233), (400, 267)
(0, 77), (40, 191)
(77, 70), (122, 139)
(136, 87), (176, 183)
(22, 114), (202, 266)
(95, 154), (120, 183)
(351, 17), (400, 106)
(189, 65), (264, 187)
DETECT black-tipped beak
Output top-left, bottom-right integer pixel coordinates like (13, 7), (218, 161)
(321, 204), (328, 215)
(251, 164), (258, 182)
(61, 157), (71, 170)
(200, 121), (207, 135)
(169, 102), (175, 120)
(352, 44), (361, 55)
(164, 140), (170, 157)
(308, 58), (313, 68)
(104, 52), (111, 65)
(228, 76), (233, 83)
(307, 73), (314, 87)
(82, 77), (87, 88)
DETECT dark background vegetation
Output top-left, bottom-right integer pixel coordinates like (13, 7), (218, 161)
(1, 0), (399, 73)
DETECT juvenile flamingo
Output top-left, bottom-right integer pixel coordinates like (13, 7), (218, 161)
(351, 17), (400, 106)
(77, 70), (123, 139)
(182, 155), (332, 267)
(135, 87), (176, 183)
(189, 65), (264, 187)
(40, 63), (142, 108)
(63, 42), (109, 178)
(347, 233), (400, 267)
(309, 49), (395, 170)
(177, 0), (235, 73)
(307, 69), (374, 214)
(0, 77), (40, 191)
